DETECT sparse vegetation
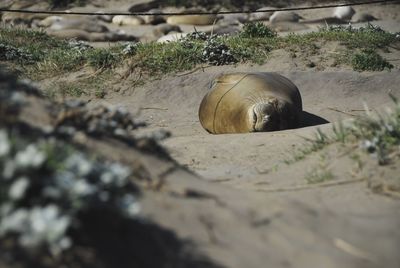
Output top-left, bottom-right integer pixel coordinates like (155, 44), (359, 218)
(287, 96), (400, 166)
(351, 49), (393, 71)
(0, 23), (398, 96)
(305, 166), (335, 184)
(284, 129), (331, 164)
(87, 48), (121, 70)
(0, 126), (140, 262)
(304, 153), (335, 184)
(240, 22), (277, 39)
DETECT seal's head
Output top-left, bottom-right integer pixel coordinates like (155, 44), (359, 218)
(249, 99), (280, 132)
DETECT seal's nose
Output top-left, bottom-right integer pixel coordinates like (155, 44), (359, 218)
(263, 114), (270, 122)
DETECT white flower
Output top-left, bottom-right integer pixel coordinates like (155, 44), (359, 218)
(54, 171), (75, 189)
(108, 163), (131, 186)
(19, 205), (71, 249)
(72, 179), (96, 196)
(114, 128), (127, 136)
(0, 130), (10, 157)
(360, 140), (374, 150)
(384, 123), (394, 132)
(2, 160), (16, 179)
(43, 186), (62, 199)
(10, 92), (26, 105)
(15, 144), (46, 169)
(65, 153), (92, 176)
(0, 203), (13, 217)
(100, 171), (113, 185)
(59, 237), (72, 249)
(0, 208), (29, 235)
(9, 177), (30, 200)
(119, 194), (140, 217)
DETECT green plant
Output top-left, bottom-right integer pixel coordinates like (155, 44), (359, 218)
(332, 120), (348, 143)
(284, 129), (332, 164)
(59, 84), (86, 98)
(0, 129), (138, 255)
(94, 88), (106, 98)
(350, 95), (400, 164)
(305, 167), (335, 184)
(131, 41), (202, 74)
(351, 50), (393, 71)
(287, 96), (400, 166)
(86, 49), (120, 70)
(240, 22), (277, 38)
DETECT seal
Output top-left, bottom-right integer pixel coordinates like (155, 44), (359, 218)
(269, 11), (303, 24)
(249, 7), (275, 21)
(352, 12), (377, 23)
(333, 6), (355, 21)
(46, 29), (137, 42)
(166, 14), (217, 25)
(198, 72), (302, 134)
(49, 18), (109, 33)
(112, 15), (144, 26)
(157, 32), (188, 43)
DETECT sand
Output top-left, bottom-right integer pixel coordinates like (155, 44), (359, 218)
(2, 0), (400, 267)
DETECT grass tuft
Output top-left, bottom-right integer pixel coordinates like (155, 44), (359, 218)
(86, 49), (121, 70)
(351, 49), (393, 71)
(305, 167), (335, 184)
(287, 97), (400, 165)
(240, 22), (277, 39)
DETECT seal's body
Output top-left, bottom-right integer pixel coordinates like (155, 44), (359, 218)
(166, 15), (217, 25)
(333, 6), (355, 21)
(199, 72), (302, 134)
(269, 11), (303, 24)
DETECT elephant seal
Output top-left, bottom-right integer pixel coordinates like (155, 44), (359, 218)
(1, 1), (49, 25)
(140, 8), (166, 25)
(167, 14), (217, 25)
(249, 7), (275, 21)
(157, 32), (188, 43)
(153, 23), (182, 36)
(199, 72), (302, 134)
(269, 11), (303, 24)
(37, 16), (63, 27)
(352, 13), (377, 23)
(333, 6), (355, 21)
(300, 17), (347, 25)
(46, 29), (137, 42)
(112, 15), (144, 26)
(49, 18), (109, 33)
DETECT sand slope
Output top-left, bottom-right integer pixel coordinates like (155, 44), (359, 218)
(91, 66), (400, 267)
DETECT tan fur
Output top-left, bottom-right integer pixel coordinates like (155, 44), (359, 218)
(46, 29), (137, 42)
(352, 13), (377, 23)
(249, 7), (275, 21)
(333, 6), (355, 21)
(112, 15), (144, 26)
(269, 11), (302, 24)
(49, 18), (109, 33)
(199, 72), (302, 134)
(166, 15), (217, 25)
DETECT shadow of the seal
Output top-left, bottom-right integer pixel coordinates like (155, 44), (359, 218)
(300, 111), (330, 128)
